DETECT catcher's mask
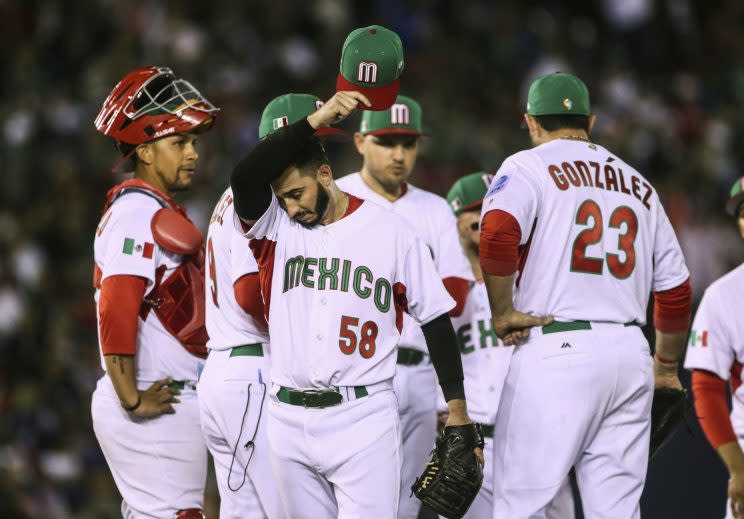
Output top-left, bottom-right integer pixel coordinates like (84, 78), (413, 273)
(94, 66), (219, 150)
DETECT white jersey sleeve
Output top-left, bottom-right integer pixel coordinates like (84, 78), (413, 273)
(231, 224), (259, 281)
(481, 156), (543, 244)
(684, 285), (735, 380)
(398, 237), (456, 325)
(651, 206), (690, 291)
(96, 194), (162, 290)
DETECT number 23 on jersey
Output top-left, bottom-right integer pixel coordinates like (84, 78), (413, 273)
(571, 199), (638, 279)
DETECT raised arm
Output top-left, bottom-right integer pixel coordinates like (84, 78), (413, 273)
(231, 91), (370, 221)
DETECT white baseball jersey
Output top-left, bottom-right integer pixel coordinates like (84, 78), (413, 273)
(481, 139), (689, 324)
(93, 191), (203, 382)
(236, 193), (455, 389)
(685, 263), (744, 431)
(206, 187), (268, 349)
(336, 173), (473, 351)
(449, 281), (511, 424)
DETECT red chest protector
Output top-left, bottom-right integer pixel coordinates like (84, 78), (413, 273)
(97, 179), (208, 358)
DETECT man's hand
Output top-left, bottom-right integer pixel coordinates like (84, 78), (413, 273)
(653, 356), (683, 390)
(493, 309), (554, 346)
(307, 91), (371, 129)
(445, 399), (484, 468)
(129, 378), (180, 419)
(730, 470), (744, 519)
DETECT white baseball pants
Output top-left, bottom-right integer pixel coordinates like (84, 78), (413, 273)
(267, 382), (401, 519)
(491, 322), (653, 519)
(198, 346), (283, 519)
(394, 360), (438, 519)
(91, 374), (207, 519)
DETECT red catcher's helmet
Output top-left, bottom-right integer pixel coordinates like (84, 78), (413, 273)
(94, 66), (219, 145)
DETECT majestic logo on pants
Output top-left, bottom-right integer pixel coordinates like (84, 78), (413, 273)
(357, 61), (378, 83)
(390, 104), (410, 125)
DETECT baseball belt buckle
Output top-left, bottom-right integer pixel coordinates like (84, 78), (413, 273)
(300, 389), (342, 408)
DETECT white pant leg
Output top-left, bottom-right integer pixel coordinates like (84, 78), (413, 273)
(198, 348), (283, 519)
(576, 336), (653, 519)
(395, 361), (437, 519)
(544, 477), (575, 519)
(461, 432), (494, 519)
(492, 324), (649, 519)
(91, 375), (207, 519)
(267, 386), (401, 519)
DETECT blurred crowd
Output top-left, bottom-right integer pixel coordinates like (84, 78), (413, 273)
(2, 0), (744, 517)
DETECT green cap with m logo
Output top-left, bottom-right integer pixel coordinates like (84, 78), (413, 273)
(259, 93), (346, 139)
(446, 172), (495, 216)
(336, 25), (404, 111)
(359, 95), (425, 136)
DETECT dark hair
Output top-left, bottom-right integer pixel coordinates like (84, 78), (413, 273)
(116, 141), (139, 165)
(533, 114), (590, 133)
(290, 137), (330, 176)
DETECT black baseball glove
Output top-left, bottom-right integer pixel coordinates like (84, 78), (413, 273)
(650, 387), (689, 460)
(411, 423), (484, 519)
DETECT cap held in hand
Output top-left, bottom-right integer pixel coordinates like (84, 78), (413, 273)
(336, 25), (404, 111)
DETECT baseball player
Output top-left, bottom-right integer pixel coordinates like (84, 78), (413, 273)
(479, 72), (691, 518)
(91, 66), (218, 518)
(335, 95), (473, 519)
(198, 93), (337, 519)
(229, 90), (481, 519)
(445, 172), (576, 519)
(685, 177), (744, 519)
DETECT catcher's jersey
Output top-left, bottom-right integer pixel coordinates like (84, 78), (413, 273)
(684, 263), (744, 431)
(93, 192), (203, 382)
(450, 281), (511, 424)
(336, 173), (473, 352)
(481, 139), (689, 324)
(205, 187), (268, 350)
(236, 192), (455, 389)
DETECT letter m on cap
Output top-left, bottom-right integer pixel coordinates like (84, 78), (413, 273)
(391, 104), (409, 125)
(357, 61), (378, 83)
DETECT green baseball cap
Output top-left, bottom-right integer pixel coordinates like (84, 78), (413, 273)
(526, 72), (590, 116)
(336, 25), (404, 111)
(259, 93), (346, 139)
(726, 176), (744, 216)
(446, 172), (495, 216)
(359, 95), (425, 136)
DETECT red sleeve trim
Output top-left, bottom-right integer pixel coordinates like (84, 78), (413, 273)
(234, 273), (267, 326)
(692, 369), (736, 449)
(479, 210), (522, 276)
(442, 277), (469, 317)
(99, 275), (147, 355)
(654, 277), (692, 333)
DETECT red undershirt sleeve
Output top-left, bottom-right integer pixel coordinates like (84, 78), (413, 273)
(442, 277), (469, 317)
(479, 210), (522, 276)
(99, 275), (147, 355)
(692, 369), (737, 449)
(654, 277), (692, 333)
(234, 273), (266, 325)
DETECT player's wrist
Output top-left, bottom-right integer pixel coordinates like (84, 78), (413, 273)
(654, 352), (680, 370)
(121, 392), (141, 412)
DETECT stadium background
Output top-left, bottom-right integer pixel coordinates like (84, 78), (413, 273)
(2, 0), (743, 517)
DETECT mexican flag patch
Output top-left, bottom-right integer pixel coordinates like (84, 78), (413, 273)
(122, 237), (154, 259)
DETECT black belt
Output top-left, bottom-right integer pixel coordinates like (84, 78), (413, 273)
(397, 347), (425, 366)
(230, 343), (264, 357)
(481, 424), (494, 438)
(276, 386), (369, 408)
